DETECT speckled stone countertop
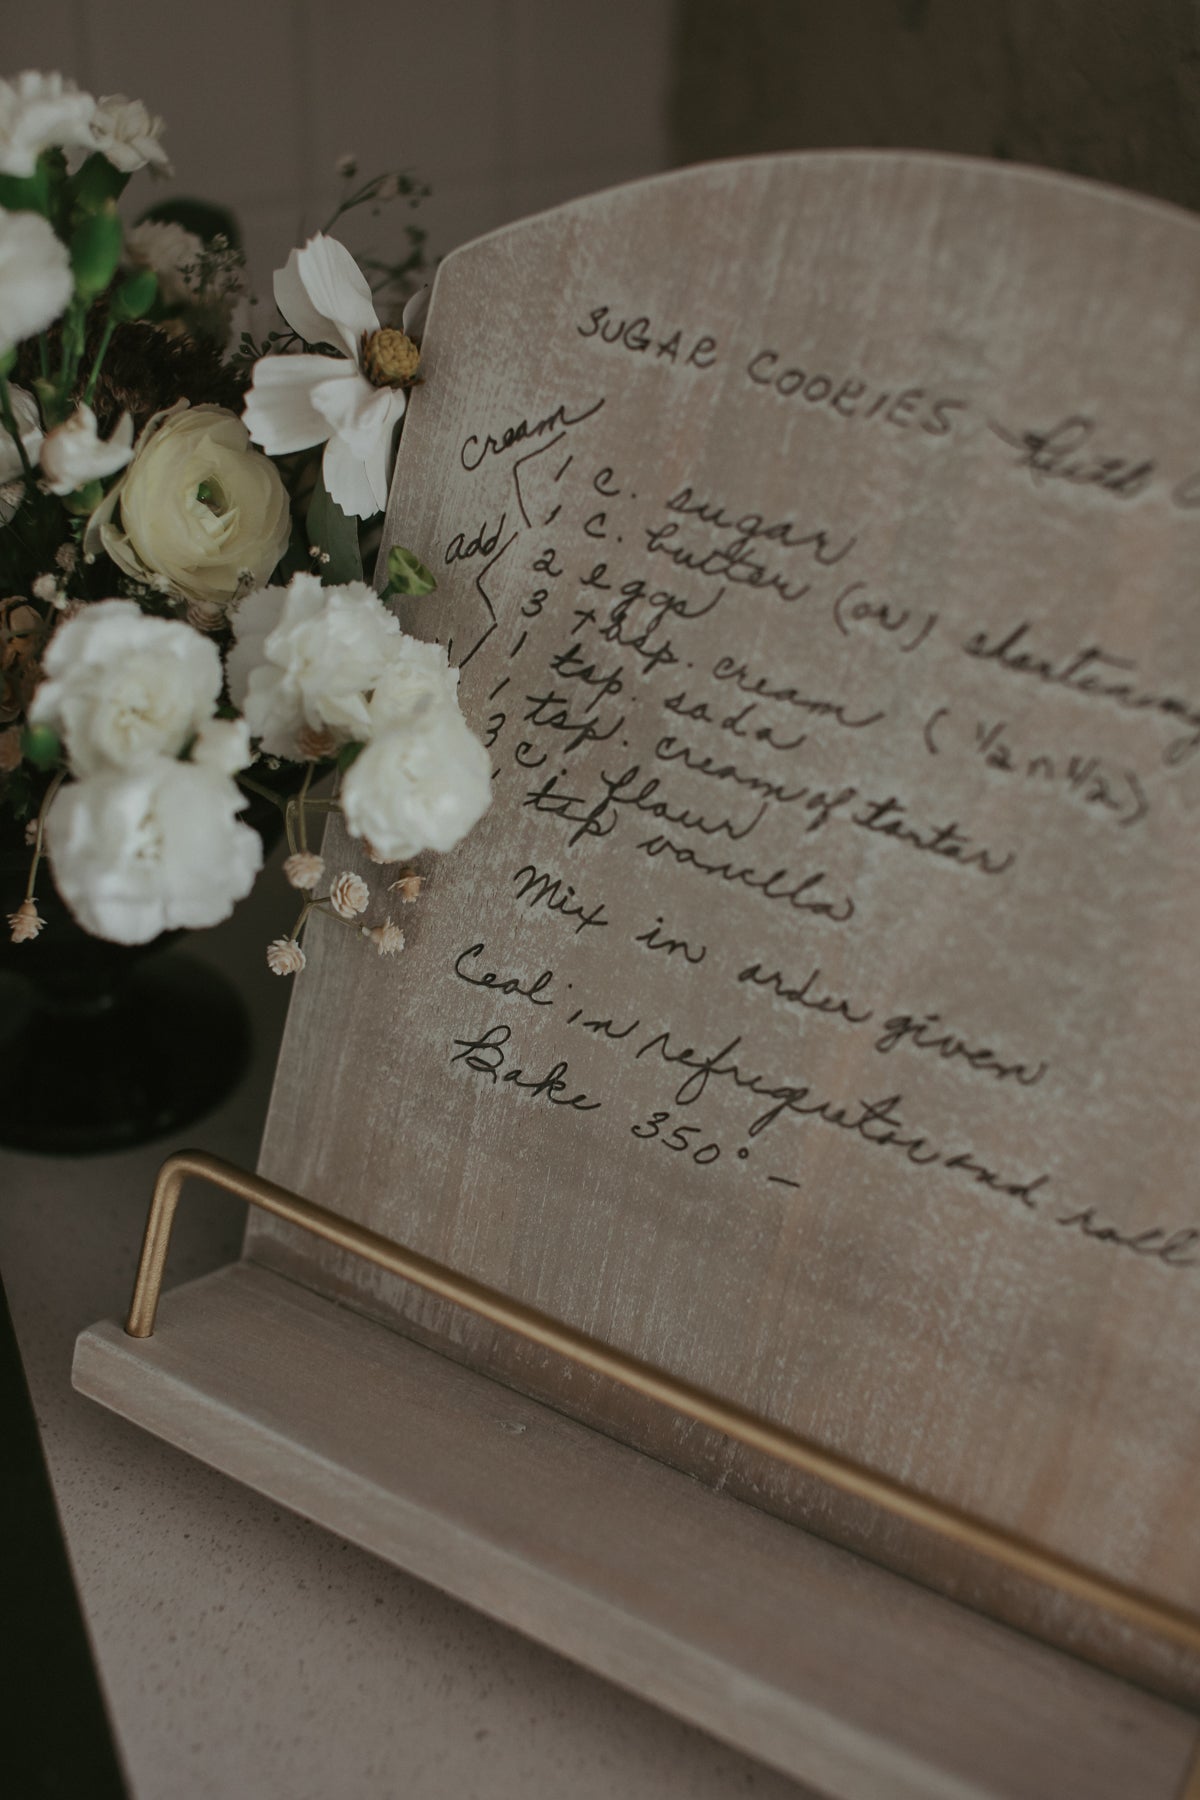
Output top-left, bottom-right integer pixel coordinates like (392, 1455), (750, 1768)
(0, 852), (807, 1800)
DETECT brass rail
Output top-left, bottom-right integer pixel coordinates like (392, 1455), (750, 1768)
(129, 1148), (1200, 1670)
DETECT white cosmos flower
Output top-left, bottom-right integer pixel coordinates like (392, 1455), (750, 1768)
(29, 599), (223, 776)
(242, 234), (416, 519)
(45, 758), (262, 944)
(90, 94), (171, 175)
(39, 404), (133, 495)
(0, 71), (95, 177)
(0, 208), (73, 354)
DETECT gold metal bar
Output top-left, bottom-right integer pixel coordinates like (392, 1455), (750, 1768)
(128, 1148), (1200, 1662)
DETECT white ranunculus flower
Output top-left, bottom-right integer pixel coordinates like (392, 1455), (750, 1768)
(243, 234), (417, 518)
(45, 758), (262, 944)
(84, 403), (291, 610)
(367, 638), (459, 728)
(341, 698), (492, 862)
(0, 71), (95, 177)
(29, 599), (222, 776)
(227, 572), (402, 757)
(39, 403), (133, 495)
(90, 94), (171, 174)
(0, 384), (43, 522)
(0, 208), (73, 354)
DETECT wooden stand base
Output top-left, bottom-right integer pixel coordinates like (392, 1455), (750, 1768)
(74, 1260), (1198, 1800)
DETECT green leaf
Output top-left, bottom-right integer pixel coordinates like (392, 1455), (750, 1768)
(111, 267), (158, 321)
(336, 740), (364, 771)
(382, 543), (437, 598)
(306, 470), (362, 585)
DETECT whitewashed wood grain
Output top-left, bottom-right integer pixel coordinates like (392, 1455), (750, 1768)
(242, 154), (1200, 1701)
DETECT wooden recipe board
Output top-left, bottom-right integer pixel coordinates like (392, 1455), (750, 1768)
(248, 155), (1200, 1700)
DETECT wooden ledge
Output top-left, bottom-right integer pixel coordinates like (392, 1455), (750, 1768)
(74, 1259), (1199, 1800)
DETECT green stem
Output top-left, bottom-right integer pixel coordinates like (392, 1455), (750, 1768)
(296, 761), (314, 853)
(25, 769), (65, 900)
(56, 297), (87, 400)
(235, 773), (289, 812)
(291, 899), (314, 941)
(82, 315), (117, 406)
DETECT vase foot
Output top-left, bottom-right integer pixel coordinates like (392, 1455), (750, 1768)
(0, 952), (251, 1156)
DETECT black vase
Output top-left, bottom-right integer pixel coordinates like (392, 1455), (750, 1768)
(0, 794), (279, 1157)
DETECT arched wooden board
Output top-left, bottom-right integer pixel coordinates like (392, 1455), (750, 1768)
(250, 153), (1200, 1700)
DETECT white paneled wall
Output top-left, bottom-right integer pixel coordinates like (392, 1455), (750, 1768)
(10, 0), (674, 305)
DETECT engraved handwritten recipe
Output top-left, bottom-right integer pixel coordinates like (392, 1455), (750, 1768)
(254, 159), (1200, 1628)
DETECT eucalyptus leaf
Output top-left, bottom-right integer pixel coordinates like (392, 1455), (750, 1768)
(382, 544), (437, 598)
(306, 471), (362, 585)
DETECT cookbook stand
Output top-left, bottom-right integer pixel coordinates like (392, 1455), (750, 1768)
(75, 1150), (1200, 1798)
(75, 154), (1200, 1795)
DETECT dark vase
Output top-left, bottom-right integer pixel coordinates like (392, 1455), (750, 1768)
(0, 793), (281, 1157)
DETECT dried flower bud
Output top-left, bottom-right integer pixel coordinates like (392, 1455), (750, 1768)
(389, 872), (423, 903)
(55, 543), (78, 574)
(295, 723), (338, 761)
(266, 936), (306, 976)
(283, 851), (324, 891)
(23, 819), (37, 846)
(330, 871), (369, 918)
(8, 898), (44, 943)
(185, 596), (225, 633)
(363, 920), (405, 958)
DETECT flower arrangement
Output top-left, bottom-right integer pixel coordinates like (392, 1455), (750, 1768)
(0, 72), (491, 975)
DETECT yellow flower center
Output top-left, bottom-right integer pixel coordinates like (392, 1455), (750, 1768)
(361, 327), (421, 389)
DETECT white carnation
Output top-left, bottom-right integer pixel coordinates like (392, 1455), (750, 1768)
(29, 599), (222, 776)
(125, 219), (204, 305)
(341, 698), (492, 862)
(227, 572), (402, 758)
(90, 95), (171, 175)
(45, 759), (262, 944)
(0, 208), (73, 354)
(0, 71), (95, 177)
(191, 716), (252, 777)
(39, 404), (133, 495)
(368, 636), (459, 728)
